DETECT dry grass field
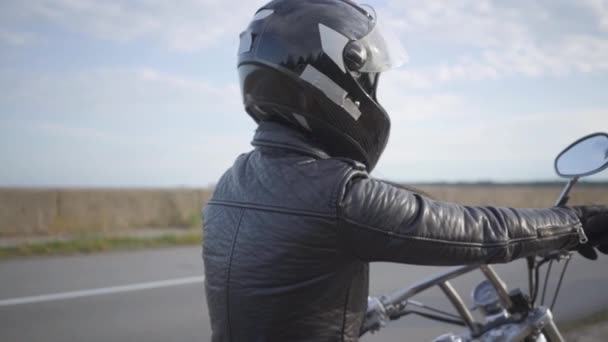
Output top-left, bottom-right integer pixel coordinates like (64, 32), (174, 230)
(0, 184), (606, 238)
(0, 189), (211, 237)
(416, 184), (608, 208)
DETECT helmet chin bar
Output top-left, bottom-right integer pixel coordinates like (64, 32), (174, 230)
(350, 71), (379, 98)
(370, 73), (380, 100)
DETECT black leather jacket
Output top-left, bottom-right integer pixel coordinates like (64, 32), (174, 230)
(202, 121), (582, 342)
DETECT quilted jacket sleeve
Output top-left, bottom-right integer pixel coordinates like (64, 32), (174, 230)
(337, 177), (582, 265)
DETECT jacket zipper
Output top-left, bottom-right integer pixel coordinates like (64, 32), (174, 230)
(537, 224), (588, 244)
(575, 225), (589, 244)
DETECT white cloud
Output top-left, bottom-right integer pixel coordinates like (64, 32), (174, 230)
(388, 35), (608, 90)
(0, 28), (36, 46)
(2, 0), (267, 51)
(375, 107), (608, 187)
(378, 88), (466, 123)
(583, 0), (608, 32)
(0, 67), (254, 186)
(372, 1), (608, 180)
(2, 67), (242, 118)
(384, 0), (534, 48)
(1, 0), (607, 185)
(380, 107), (608, 166)
(379, 0), (608, 88)
(31, 121), (138, 146)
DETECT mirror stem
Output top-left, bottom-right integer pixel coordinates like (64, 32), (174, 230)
(526, 257), (536, 304)
(555, 177), (579, 207)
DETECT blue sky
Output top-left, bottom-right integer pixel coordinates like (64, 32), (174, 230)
(1, 0), (607, 187)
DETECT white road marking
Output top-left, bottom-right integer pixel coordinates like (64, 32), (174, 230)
(0, 276), (205, 307)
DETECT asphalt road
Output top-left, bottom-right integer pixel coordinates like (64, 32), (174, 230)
(1, 247), (607, 342)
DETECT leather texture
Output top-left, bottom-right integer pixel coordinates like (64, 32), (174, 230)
(202, 121), (582, 342)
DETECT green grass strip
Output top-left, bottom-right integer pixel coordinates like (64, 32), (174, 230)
(0, 232), (202, 260)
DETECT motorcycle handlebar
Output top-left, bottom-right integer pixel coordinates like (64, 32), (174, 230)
(371, 264), (515, 338)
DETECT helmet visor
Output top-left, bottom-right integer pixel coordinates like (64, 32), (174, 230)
(356, 6), (408, 72)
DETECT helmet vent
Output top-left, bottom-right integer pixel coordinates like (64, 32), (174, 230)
(319, 23), (349, 73)
(253, 9), (274, 21)
(238, 30), (253, 55)
(300, 64), (362, 121)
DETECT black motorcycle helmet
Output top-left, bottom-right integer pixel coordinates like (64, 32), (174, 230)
(238, 0), (407, 171)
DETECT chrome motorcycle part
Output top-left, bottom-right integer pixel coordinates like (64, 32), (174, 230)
(479, 265), (513, 310)
(361, 296), (389, 334)
(472, 280), (503, 316)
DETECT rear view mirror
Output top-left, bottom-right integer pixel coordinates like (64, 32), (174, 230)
(555, 133), (608, 178)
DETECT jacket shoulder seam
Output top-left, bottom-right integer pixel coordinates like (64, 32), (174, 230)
(207, 200), (335, 219)
(340, 216), (578, 248)
(333, 166), (369, 258)
(333, 165), (368, 212)
(329, 162), (366, 211)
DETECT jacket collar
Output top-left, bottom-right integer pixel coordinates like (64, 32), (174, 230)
(251, 121), (330, 159)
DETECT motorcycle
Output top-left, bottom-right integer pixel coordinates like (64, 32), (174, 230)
(360, 132), (608, 341)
